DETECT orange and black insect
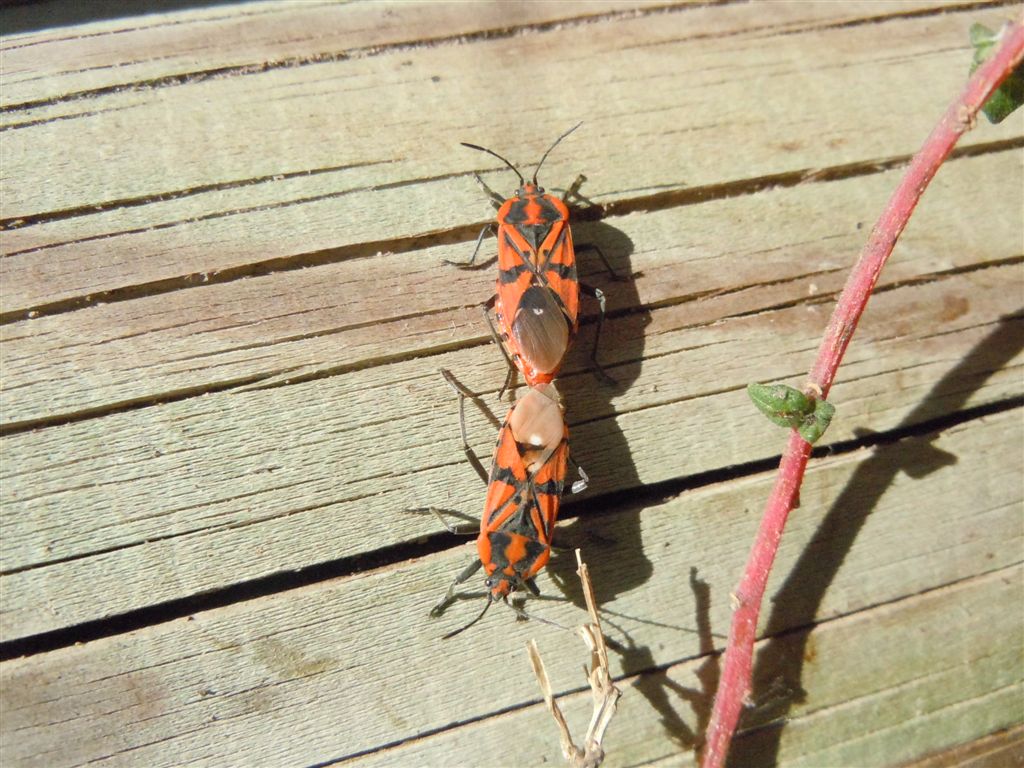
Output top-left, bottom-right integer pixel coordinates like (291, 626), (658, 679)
(421, 370), (586, 636)
(449, 124), (621, 397)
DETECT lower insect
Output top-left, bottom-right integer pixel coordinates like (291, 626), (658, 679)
(422, 370), (586, 637)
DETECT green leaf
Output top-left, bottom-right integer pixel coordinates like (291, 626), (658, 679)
(747, 383), (813, 429)
(798, 399), (836, 445)
(969, 23), (1024, 124)
(747, 383), (835, 444)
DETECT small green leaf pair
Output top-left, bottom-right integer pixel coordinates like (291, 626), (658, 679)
(747, 383), (835, 445)
(970, 23), (1024, 124)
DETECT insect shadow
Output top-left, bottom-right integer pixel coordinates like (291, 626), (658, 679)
(542, 217), (655, 608)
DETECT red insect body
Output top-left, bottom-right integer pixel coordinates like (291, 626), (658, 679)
(477, 383), (568, 599)
(492, 186), (579, 387)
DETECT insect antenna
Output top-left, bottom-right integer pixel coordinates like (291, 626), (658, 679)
(461, 142), (525, 187)
(442, 597), (493, 640)
(532, 122), (583, 186)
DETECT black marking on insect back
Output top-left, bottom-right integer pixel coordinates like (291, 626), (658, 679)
(518, 222), (552, 253)
(521, 538), (549, 574)
(488, 531), (514, 570)
(507, 194), (563, 253)
(499, 493), (537, 537)
(499, 262), (530, 284)
(524, 491), (550, 540)
(539, 226), (569, 270)
(487, 531), (548, 578)
(536, 195), (564, 225)
(502, 230), (530, 265)
(521, 195), (564, 251)
(534, 479), (563, 496)
(504, 197), (531, 225)
(544, 262), (576, 281)
(490, 466), (520, 487)
(484, 489), (519, 529)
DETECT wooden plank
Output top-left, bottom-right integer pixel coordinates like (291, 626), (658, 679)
(2, 410), (1020, 767)
(2, 4), (1020, 312)
(0, 0), (679, 105)
(349, 567), (1024, 768)
(2, 261), (1020, 640)
(2, 147), (1020, 427)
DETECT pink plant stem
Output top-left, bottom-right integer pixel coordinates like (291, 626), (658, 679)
(701, 19), (1024, 768)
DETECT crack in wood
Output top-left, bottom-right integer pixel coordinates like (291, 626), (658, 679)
(0, 160), (391, 232)
(0, 398), (1018, 662)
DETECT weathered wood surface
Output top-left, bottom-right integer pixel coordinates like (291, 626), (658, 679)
(3, 411), (1022, 767)
(1, 1), (1022, 766)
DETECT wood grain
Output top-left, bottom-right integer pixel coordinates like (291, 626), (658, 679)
(1, 0), (679, 106)
(899, 725), (1024, 768)
(349, 567), (1024, 768)
(3, 262), (1020, 639)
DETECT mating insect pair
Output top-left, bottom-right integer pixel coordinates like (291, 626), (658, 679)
(426, 126), (616, 635)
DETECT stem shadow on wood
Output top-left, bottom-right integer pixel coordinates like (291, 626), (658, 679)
(541, 219), (720, 751)
(727, 311), (1024, 767)
(617, 567), (719, 752)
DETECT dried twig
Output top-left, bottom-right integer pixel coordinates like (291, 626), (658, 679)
(527, 551), (621, 768)
(700, 16), (1024, 768)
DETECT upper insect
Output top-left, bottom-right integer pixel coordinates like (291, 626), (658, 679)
(458, 125), (585, 392)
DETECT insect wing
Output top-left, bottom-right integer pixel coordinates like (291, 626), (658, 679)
(480, 419), (528, 535)
(494, 192), (578, 384)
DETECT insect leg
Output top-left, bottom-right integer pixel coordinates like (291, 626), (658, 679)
(579, 283), (616, 386)
(430, 558), (484, 617)
(480, 298), (518, 402)
(523, 577), (541, 597)
(444, 224), (495, 270)
(473, 172), (506, 209)
(568, 456), (589, 495)
(562, 173), (589, 204)
(439, 369), (492, 484)
(405, 507), (478, 535)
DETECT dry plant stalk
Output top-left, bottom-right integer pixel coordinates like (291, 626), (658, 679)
(527, 550), (621, 768)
